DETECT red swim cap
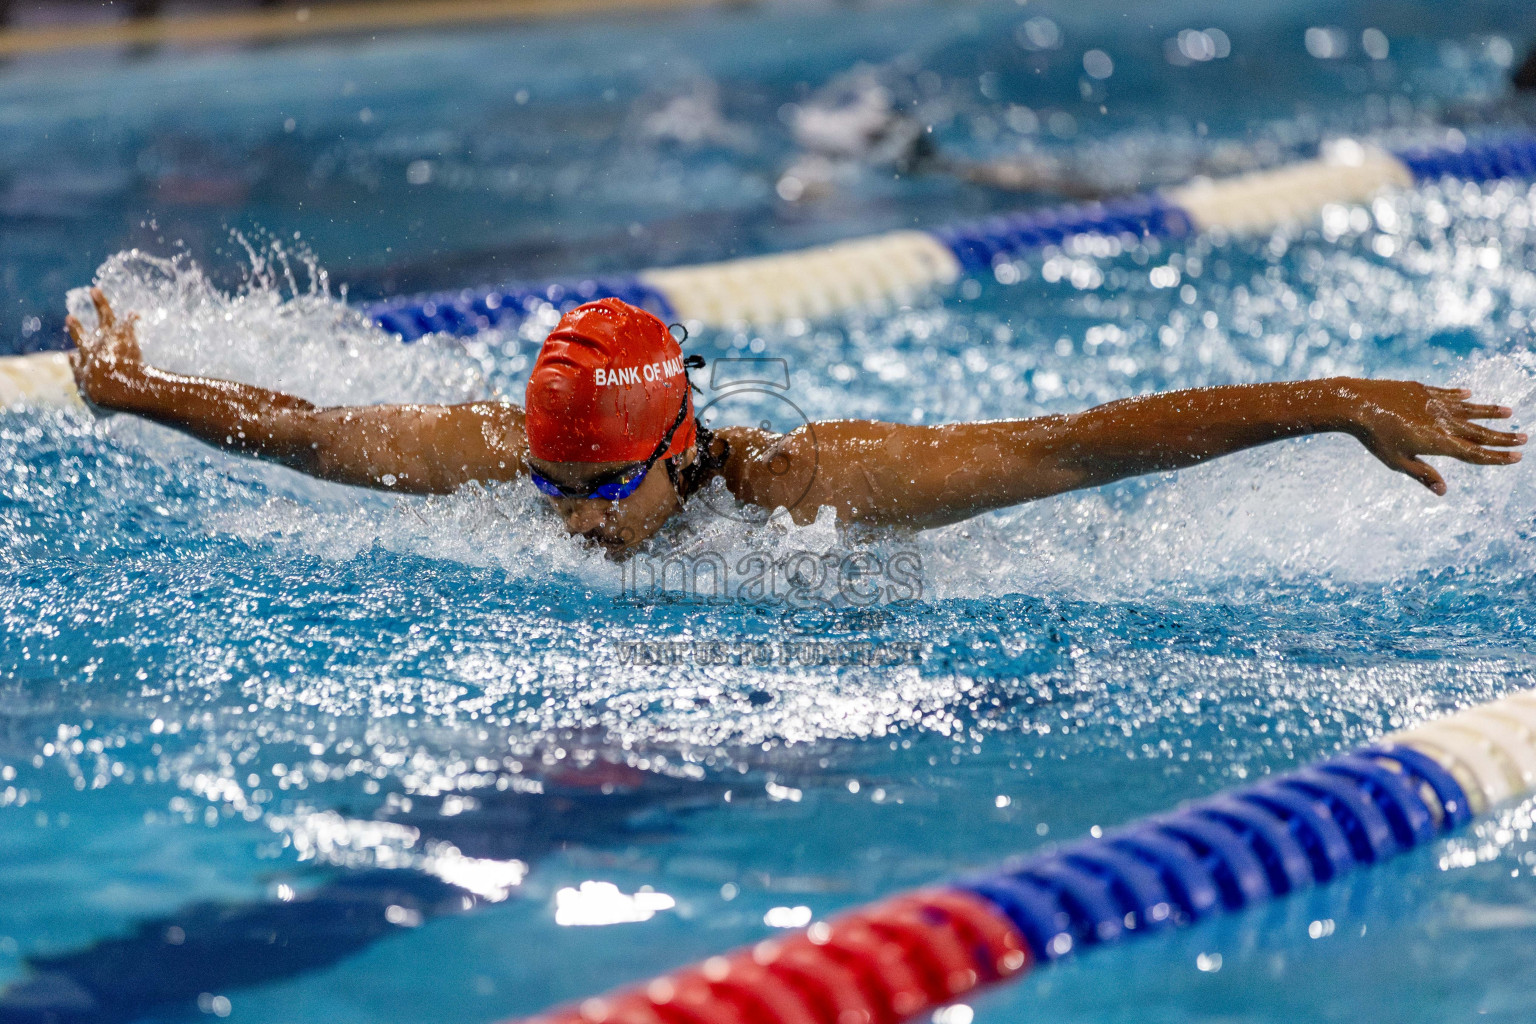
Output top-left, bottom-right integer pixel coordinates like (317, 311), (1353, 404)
(524, 298), (695, 463)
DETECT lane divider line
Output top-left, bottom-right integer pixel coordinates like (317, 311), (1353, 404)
(366, 133), (1536, 337)
(509, 687), (1535, 1024)
(5, 134), (1535, 411)
(0, 351), (80, 410)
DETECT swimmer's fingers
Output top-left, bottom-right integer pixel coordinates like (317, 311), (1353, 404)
(1425, 421), (1524, 464)
(1428, 385), (1473, 399)
(64, 316), (88, 378)
(114, 313), (144, 369)
(1391, 453), (1447, 495)
(1458, 402), (1513, 420)
(90, 287), (116, 330)
(1451, 420), (1527, 447)
(1448, 441), (1523, 465)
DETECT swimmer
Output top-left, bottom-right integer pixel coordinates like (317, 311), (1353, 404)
(1447, 40), (1536, 125)
(68, 288), (1524, 558)
(786, 42), (1536, 202)
(778, 65), (1238, 202)
(777, 71), (938, 201)
(778, 69), (1113, 202)
(1515, 40), (1535, 93)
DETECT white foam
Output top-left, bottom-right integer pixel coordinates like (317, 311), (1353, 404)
(918, 350), (1535, 602)
(57, 180), (1536, 607)
(66, 243), (487, 408)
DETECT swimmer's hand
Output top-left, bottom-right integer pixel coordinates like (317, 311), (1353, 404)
(59, 284), (528, 494)
(65, 287), (145, 407)
(1340, 379), (1525, 495)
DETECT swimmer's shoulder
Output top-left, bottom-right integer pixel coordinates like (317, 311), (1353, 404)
(713, 424), (817, 507)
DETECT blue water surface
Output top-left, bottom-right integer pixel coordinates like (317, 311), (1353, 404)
(3, 2), (1536, 1023)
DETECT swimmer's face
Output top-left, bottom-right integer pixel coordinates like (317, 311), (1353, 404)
(527, 451), (691, 557)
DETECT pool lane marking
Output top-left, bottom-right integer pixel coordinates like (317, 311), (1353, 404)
(509, 688), (1535, 1024)
(1167, 141), (1413, 234)
(637, 230), (962, 326)
(6, 133), (1535, 408)
(367, 134), (1536, 336)
(0, 0), (729, 58)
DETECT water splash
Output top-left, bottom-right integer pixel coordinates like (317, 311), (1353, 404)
(34, 182), (1536, 613)
(65, 240), (487, 407)
(0, 170), (1532, 870)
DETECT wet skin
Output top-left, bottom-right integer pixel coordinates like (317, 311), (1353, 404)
(68, 288), (1525, 557)
(524, 453), (694, 555)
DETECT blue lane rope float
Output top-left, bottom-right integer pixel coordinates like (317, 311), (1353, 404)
(368, 276), (677, 346)
(508, 689), (1536, 1024)
(365, 132), (1536, 341)
(4, 133), (1536, 410)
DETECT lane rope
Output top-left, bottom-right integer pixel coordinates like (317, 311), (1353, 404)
(510, 688), (1536, 1024)
(0, 351), (80, 410)
(364, 133), (1536, 339)
(5, 133), (1535, 411)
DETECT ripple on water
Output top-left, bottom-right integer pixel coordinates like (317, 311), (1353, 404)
(2, 177), (1535, 1022)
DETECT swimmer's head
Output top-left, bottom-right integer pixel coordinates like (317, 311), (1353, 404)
(524, 298), (697, 554)
(1517, 42), (1536, 92)
(783, 69), (934, 191)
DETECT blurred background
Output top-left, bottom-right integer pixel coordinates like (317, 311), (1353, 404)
(1, 0), (1531, 353)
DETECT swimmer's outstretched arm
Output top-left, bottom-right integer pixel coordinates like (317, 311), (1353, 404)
(940, 156), (1119, 200)
(729, 379), (1525, 529)
(66, 289), (526, 494)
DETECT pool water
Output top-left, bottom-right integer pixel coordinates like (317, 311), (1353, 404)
(4, 2), (1536, 1022)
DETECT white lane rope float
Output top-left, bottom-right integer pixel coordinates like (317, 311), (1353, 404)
(3, 133), (1534, 411)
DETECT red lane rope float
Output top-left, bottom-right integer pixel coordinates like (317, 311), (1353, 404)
(885, 891), (1031, 981)
(844, 906), (976, 1006)
(755, 937), (881, 1024)
(692, 958), (823, 1024)
(777, 908), (933, 1023)
(522, 892), (1029, 1024)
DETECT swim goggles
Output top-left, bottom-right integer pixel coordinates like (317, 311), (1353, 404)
(529, 379), (694, 502)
